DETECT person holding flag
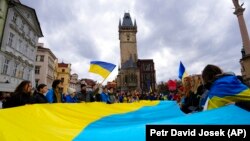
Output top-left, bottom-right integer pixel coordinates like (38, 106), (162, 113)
(89, 61), (116, 103)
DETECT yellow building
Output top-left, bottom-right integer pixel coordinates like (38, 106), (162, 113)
(56, 62), (71, 94)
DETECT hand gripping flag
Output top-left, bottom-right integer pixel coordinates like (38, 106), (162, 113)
(89, 61), (116, 79)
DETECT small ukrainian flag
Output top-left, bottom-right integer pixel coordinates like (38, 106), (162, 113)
(89, 61), (116, 79)
(178, 61), (188, 81)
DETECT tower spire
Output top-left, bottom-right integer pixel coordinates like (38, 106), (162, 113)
(119, 18), (121, 28)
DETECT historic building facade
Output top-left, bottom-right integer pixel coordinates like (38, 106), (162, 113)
(35, 43), (57, 88)
(56, 62), (71, 94)
(69, 73), (81, 92)
(137, 59), (156, 94)
(116, 13), (156, 93)
(0, 1), (43, 91)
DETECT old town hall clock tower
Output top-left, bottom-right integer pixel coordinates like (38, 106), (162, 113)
(117, 13), (140, 91)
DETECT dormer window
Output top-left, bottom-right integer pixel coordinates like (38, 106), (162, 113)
(12, 13), (17, 24)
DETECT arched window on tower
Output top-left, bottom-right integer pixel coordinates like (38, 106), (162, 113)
(125, 75), (128, 83)
(133, 74), (137, 82)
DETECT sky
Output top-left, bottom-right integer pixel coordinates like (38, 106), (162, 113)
(21, 0), (250, 84)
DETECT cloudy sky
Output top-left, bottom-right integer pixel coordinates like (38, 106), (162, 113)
(21, 0), (250, 84)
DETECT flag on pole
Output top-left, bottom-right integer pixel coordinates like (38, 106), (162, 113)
(178, 61), (188, 81)
(89, 61), (116, 79)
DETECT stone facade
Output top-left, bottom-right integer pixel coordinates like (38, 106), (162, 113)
(35, 43), (57, 88)
(117, 13), (139, 91)
(0, 1), (43, 90)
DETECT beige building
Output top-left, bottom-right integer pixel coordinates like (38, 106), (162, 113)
(35, 43), (57, 88)
(233, 0), (250, 86)
(57, 62), (71, 94)
(0, 0), (43, 91)
(70, 73), (80, 92)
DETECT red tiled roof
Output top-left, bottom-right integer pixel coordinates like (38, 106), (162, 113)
(58, 63), (68, 67)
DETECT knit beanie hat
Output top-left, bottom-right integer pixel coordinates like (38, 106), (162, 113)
(68, 87), (76, 94)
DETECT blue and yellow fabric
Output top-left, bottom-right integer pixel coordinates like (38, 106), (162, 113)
(89, 61), (116, 78)
(178, 61), (188, 82)
(0, 101), (250, 141)
(205, 75), (250, 110)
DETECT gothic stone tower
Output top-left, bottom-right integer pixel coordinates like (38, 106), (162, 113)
(117, 13), (140, 91)
(233, 0), (250, 86)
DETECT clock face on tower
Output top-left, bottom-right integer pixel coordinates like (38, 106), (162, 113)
(123, 33), (135, 42)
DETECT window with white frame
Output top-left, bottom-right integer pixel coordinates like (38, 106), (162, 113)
(17, 39), (22, 51)
(27, 69), (31, 80)
(25, 45), (28, 56)
(2, 59), (9, 75)
(40, 55), (44, 62)
(12, 12), (17, 24)
(27, 27), (31, 37)
(21, 20), (25, 31)
(13, 63), (18, 77)
(21, 67), (25, 79)
(18, 67), (23, 78)
(27, 13), (30, 19)
(35, 66), (40, 74)
(8, 32), (14, 47)
(32, 34), (36, 42)
(35, 79), (39, 88)
(36, 55), (39, 61)
(31, 49), (34, 60)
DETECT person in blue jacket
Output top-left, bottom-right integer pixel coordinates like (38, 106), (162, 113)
(46, 80), (63, 103)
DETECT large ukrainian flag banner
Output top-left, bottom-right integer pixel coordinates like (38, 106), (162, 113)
(205, 75), (250, 110)
(0, 101), (250, 140)
(89, 61), (116, 79)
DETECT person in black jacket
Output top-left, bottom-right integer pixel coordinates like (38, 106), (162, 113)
(3, 80), (34, 108)
(33, 84), (48, 103)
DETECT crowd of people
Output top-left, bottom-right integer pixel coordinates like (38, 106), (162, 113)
(0, 64), (250, 112)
